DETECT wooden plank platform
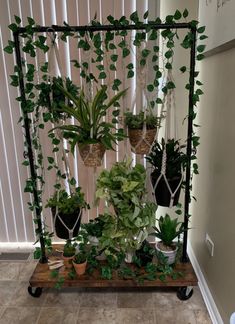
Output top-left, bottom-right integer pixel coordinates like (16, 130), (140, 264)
(29, 245), (198, 289)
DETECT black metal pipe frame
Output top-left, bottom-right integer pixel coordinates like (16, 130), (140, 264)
(13, 22), (196, 264)
(13, 32), (47, 264)
(182, 26), (197, 262)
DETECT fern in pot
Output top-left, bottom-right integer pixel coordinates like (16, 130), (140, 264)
(51, 84), (127, 167)
(146, 138), (188, 207)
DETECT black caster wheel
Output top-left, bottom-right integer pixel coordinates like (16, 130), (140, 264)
(177, 286), (193, 300)
(28, 286), (42, 298)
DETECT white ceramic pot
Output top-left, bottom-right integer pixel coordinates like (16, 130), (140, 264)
(125, 250), (135, 263)
(156, 242), (178, 265)
(88, 236), (99, 246)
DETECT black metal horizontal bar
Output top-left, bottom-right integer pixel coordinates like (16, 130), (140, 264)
(16, 22), (192, 35)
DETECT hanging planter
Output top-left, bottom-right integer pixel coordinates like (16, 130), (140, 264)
(146, 138), (188, 208)
(50, 84), (127, 167)
(151, 171), (182, 207)
(128, 128), (157, 155)
(46, 187), (89, 240)
(125, 111), (160, 155)
(78, 142), (106, 167)
(51, 207), (82, 239)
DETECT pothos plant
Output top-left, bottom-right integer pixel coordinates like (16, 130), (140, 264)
(96, 158), (157, 252)
(4, 9), (206, 259)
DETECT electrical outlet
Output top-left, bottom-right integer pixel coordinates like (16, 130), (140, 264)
(205, 233), (214, 257)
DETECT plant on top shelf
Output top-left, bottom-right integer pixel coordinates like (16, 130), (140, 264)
(46, 187), (89, 240)
(125, 109), (162, 155)
(50, 84), (127, 167)
(150, 214), (186, 265)
(96, 158), (157, 261)
(146, 138), (188, 207)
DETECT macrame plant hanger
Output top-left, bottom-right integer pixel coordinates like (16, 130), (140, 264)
(129, 43), (159, 155)
(47, 29), (82, 239)
(152, 69), (183, 208)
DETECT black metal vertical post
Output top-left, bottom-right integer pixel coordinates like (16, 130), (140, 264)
(182, 26), (197, 262)
(13, 31), (47, 263)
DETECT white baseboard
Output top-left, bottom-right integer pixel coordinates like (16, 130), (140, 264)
(188, 242), (224, 324)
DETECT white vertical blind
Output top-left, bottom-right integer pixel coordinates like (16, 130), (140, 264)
(0, 0), (159, 243)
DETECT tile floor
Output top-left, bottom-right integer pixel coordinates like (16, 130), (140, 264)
(0, 259), (212, 324)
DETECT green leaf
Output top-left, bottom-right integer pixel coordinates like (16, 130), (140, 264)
(110, 64), (116, 71)
(123, 48), (130, 58)
(165, 50), (173, 59)
(47, 157), (54, 164)
(111, 54), (118, 62)
(27, 17), (35, 25)
(8, 23), (18, 32)
(167, 81), (175, 89)
(142, 49), (150, 58)
(147, 84), (154, 92)
(126, 63), (134, 69)
(197, 54), (205, 61)
(156, 98), (162, 104)
(4, 46), (13, 54)
(70, 177), (76, 186)
(199, 35), (208, 40)
(98, 71), (107, 79)
(197, 44), (206, 53)
(196, 80), (203, 86)
(149, 29), (158, 40)
(14, 15), (21, 24)
(180, 66), (187, 73)
(183, 9), (189, 18)
(196, 88), (204, 95)
(174, 10), (182, 20)
(22, 161), (29, 166)
(165, 62), (172, 69)
(143, 10), (148, 19)
(130, 11), (139, 23)
(197, 26), (206, 34)
(127, 70), (134, 78)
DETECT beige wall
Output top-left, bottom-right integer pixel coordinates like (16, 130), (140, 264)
(161, 0), (235, 322)
(190, 47), (235, 323)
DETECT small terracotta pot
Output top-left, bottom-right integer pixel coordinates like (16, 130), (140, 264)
(62, 255), (74, 269)
(73, 260), (87, 276)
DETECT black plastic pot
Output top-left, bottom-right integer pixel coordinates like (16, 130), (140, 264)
(151, 172), (182, 207)
(51, 208), (82, 239)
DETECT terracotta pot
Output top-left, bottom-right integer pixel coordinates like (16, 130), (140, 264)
(62, 254), (74, 269)
(128, 128), (157, 155)
(156, 242), (178, 265)
(78, 143), (105, 167)
(73, 260), (87, 276)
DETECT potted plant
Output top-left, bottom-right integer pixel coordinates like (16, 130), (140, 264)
(83, 215), (105, 246)
(96, 158), (157, 261)
(62, 239), (76, 269)
(150, 214), (185, 265)
(125, 110), (161, 155)
(51, 84), (127, 167)
(146, 138), (188, 207)
(73, 249), (88, 276)
(46, 187), (89, 239)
